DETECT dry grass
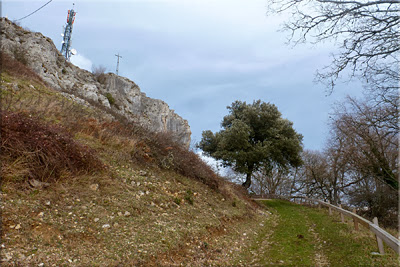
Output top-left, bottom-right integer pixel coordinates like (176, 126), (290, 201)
(1, 111), (104, 183)
(0, 51), (261, 265)
(0, 51), (259, 208)
(1, 45), (398, 265)
(1, 53), (43, 83)
(132, 131), (221, 190)
(1, 159), (257, 266)
(1, 54), (227, 194)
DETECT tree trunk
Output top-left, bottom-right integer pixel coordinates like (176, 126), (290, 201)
(242, 172), (252, 189)
(333, 187), (340, 205)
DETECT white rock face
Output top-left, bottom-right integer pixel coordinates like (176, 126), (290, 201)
(0, 18), (191, 147)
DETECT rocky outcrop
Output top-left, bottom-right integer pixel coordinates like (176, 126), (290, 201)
(0, 18), (191, 147)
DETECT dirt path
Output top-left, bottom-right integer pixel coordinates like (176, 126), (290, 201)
(305, 216), (329, 266)
(155, 200), (321, 266)
(230, 200), (398, 266)
(150, 199), (398, 266)
(247, 200), (320, 265)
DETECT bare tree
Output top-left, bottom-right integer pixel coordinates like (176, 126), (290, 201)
(267, 0), (400, 93)
(295, 149), (346, 204)
(250, 166), (293, 196)
(294, 141), (356, 204)
(92, 65), (108, 84)
(332, 96), (398, 190)
(294, 96), (398, 226)
(346, 175), (398, 227)
(92, 65), (107, 75)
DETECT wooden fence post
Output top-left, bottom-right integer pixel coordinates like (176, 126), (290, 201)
(328, 201), (332, 216)
(352, 208), (359, 231)
(339, 204), (345, 223)
(373, 217), (385, 255)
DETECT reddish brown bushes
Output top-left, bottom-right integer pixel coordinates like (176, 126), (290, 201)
(0, 54), (223, 192)
(73, 116), (221, 190)
(132, 132), (220, 190)
(1, 111), (104, 182)
(171, 146), (220, 189)
(1, 52), (44, 83)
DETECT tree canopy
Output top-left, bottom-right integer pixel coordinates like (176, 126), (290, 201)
(198, 100), (303, 188)
(267, 0), (400, 94)
(332, 96), (398, 190)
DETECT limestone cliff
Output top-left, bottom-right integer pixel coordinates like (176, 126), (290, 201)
(0, 18), (191, 147)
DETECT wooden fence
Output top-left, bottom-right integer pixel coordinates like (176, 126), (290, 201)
(252, 194), (400, 255)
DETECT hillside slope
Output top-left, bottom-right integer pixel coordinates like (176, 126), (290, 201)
(0, 51), (260, 265)
(156, 200), (399, 266)
(1, 68), (398, 265)
(0, 18), (191, 147)
(1, 18), (397, 267)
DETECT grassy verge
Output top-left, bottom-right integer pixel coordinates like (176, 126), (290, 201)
(306, 207), (399, 266)
(257, 200), (399, 266)
(256, 200), (316, 265)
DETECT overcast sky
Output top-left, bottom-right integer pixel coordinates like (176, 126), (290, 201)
(3, 0), (363, 150)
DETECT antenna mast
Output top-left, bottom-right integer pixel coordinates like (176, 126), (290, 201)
(60, 4), (76, 61)
(115, 53), (122, 75)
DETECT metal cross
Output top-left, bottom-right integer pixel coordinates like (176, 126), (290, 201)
(115, 53), (122, 75)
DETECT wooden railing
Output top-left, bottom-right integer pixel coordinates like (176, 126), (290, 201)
(252, 194), (400, 255)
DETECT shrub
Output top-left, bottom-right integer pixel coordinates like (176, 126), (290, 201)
(12, 45), (29, 66)
(131, 132), (221, 190)
(1, 53), (43, 82)
(173, 198), (181, 205)
(1, 56), (228, 195)
(184, 190), (194, 205)
(105, 92), (115, 106)
(1, 111), (104, 183)
(92, 65), (107, 76)
(92, 65), (107, 84)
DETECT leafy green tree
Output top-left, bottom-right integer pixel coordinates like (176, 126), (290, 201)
(198, 100), (303, 189)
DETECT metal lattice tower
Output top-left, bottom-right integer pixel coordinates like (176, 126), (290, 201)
(60, 5), (76, 61)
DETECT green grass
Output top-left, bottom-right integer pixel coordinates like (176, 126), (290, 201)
(306, 207), (399, 266)
(2, 56), (398, 266)
(254, 199), (400, 266)
(259, 200), (316, 265)
(105, 92), (115, 105)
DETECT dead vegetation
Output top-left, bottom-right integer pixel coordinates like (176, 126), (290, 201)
(134, 132), (221, 190)
(1, 53), (43, 82)
(0, 54), (228, 194)
(1, 111), (104, 183)
(0, 51), (259, 265)
(92, 64), (107, 84)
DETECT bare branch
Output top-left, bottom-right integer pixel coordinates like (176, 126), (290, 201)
(267, 0), (399, 93)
